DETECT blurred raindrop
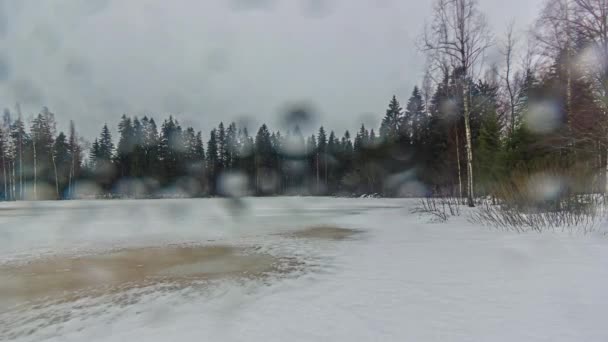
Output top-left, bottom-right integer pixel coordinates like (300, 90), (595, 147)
(71, 181), (102, 199)
(219, 172), (251, 217)
(389, 145), (412, 162)
(114, 178), (148, 198)
(218, 171), (249, 197)
(440, 99), (458, 120)
(258, 168), (279, 194)
(527, 173), (564, 202)
(176, 176), (202, 197)
(280, 135), (307, 157)
(574, 45), (606, 78)
(525, 100), (562, 134)
(22, 182), (55, 201)
(384, 170), (426, 197)
(279, 103), (318, 132)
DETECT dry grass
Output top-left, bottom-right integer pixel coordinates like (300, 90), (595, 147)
(412, 194), (461, 222)
(470, 166), (607, 233)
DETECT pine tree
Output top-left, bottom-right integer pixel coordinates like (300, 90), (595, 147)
(89, 139), (100, 168)
(11, 113), (27, 200)
(207, 128), (219, 194)
(142, 117), (160, 179)
(254, 124), (273, 194)
(226, 122), (237, 169)
(327, 131), (339, 191)
(317, 126), (328, 188)
(354, 124), (368, 153)
(98, 124), (114, 162)
(116, 115), (134, 178)
(183, 127), (198, 163)
(67, 121), (82, 198)
(379, 95), (403, 143)
(131, 117), (144, 178)
(30, 108), (58, 199)
(0, 113), (12, 200)
(217, 122), (227, 170)
(405, 86), (426, 148)
(195, 131), (205, 162)
(475, 109), (503, 196)
(54, 132), (70, 198)
(160, 116), (184, 183)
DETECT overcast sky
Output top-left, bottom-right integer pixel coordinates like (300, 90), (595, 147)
(0, 0), (543, 139)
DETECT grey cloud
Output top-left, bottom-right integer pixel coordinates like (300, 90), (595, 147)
(30, 25), (62, 54)
(206, 50), (231, 74)
(50, 0), (109, 19)
(1, 0), (543, 139)
(301, 0), (333, 18)
(163, 92), (191, 115)
(80, 0), (110, 16)
(0, 55), (9, 82)
(230, 0), (276, 11)
(98, 95), (129, 115)
(11, 79), (44, 105)
(0, 1), (7, 39)
(65, 57), (90, 79)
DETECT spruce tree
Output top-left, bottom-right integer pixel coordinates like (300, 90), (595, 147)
(116, 115), (134, 177)
(405, 86), (426, 148)
(98, 124), (114, 162)
(206, 128), (219, 194)
(475, 110), (503, 196)
(53, 132), (70, 198)
(379, 95), (403, 143)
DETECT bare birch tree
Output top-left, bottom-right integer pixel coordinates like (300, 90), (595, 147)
(500, 21), (522, 134)
(422, 0), (493, 207)
(567, 0), (608, 191)
(535, 0), (575, 128)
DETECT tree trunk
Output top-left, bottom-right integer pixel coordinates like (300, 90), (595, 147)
(33, 140), (37, 200)
(316, 153), (320, 192)
(2, 154), (6, 201)
(455, 127), (463, 203)
(19, 138), (22, 200)
(324, 153), (328, 190)
(605, 144), (608, 194)
(463, 82), (475, 207)
(11, 161), (15, 201)
(52, 154), (59, 200)
(69, 151), (75, 199)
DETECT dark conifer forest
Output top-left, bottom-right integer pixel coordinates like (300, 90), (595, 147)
(1, 0), (607, 203)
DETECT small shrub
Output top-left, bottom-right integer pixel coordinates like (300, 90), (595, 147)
(470, 167), (607, 233)
(412, 193), (461, 222)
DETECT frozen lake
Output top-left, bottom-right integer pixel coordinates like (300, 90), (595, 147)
(1, 197), (608, 341)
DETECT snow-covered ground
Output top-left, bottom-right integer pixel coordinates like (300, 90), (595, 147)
(1, 197), (608, 341)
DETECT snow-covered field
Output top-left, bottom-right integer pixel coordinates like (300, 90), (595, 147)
(1, 197), (608, 341)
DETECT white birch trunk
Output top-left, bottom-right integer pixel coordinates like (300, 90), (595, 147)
(463, 82), (475, 207)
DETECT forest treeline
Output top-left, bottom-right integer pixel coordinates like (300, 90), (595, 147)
(0, 0), (607, 202)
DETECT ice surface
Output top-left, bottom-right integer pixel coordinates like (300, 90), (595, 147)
(1, 198), (608, 341)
